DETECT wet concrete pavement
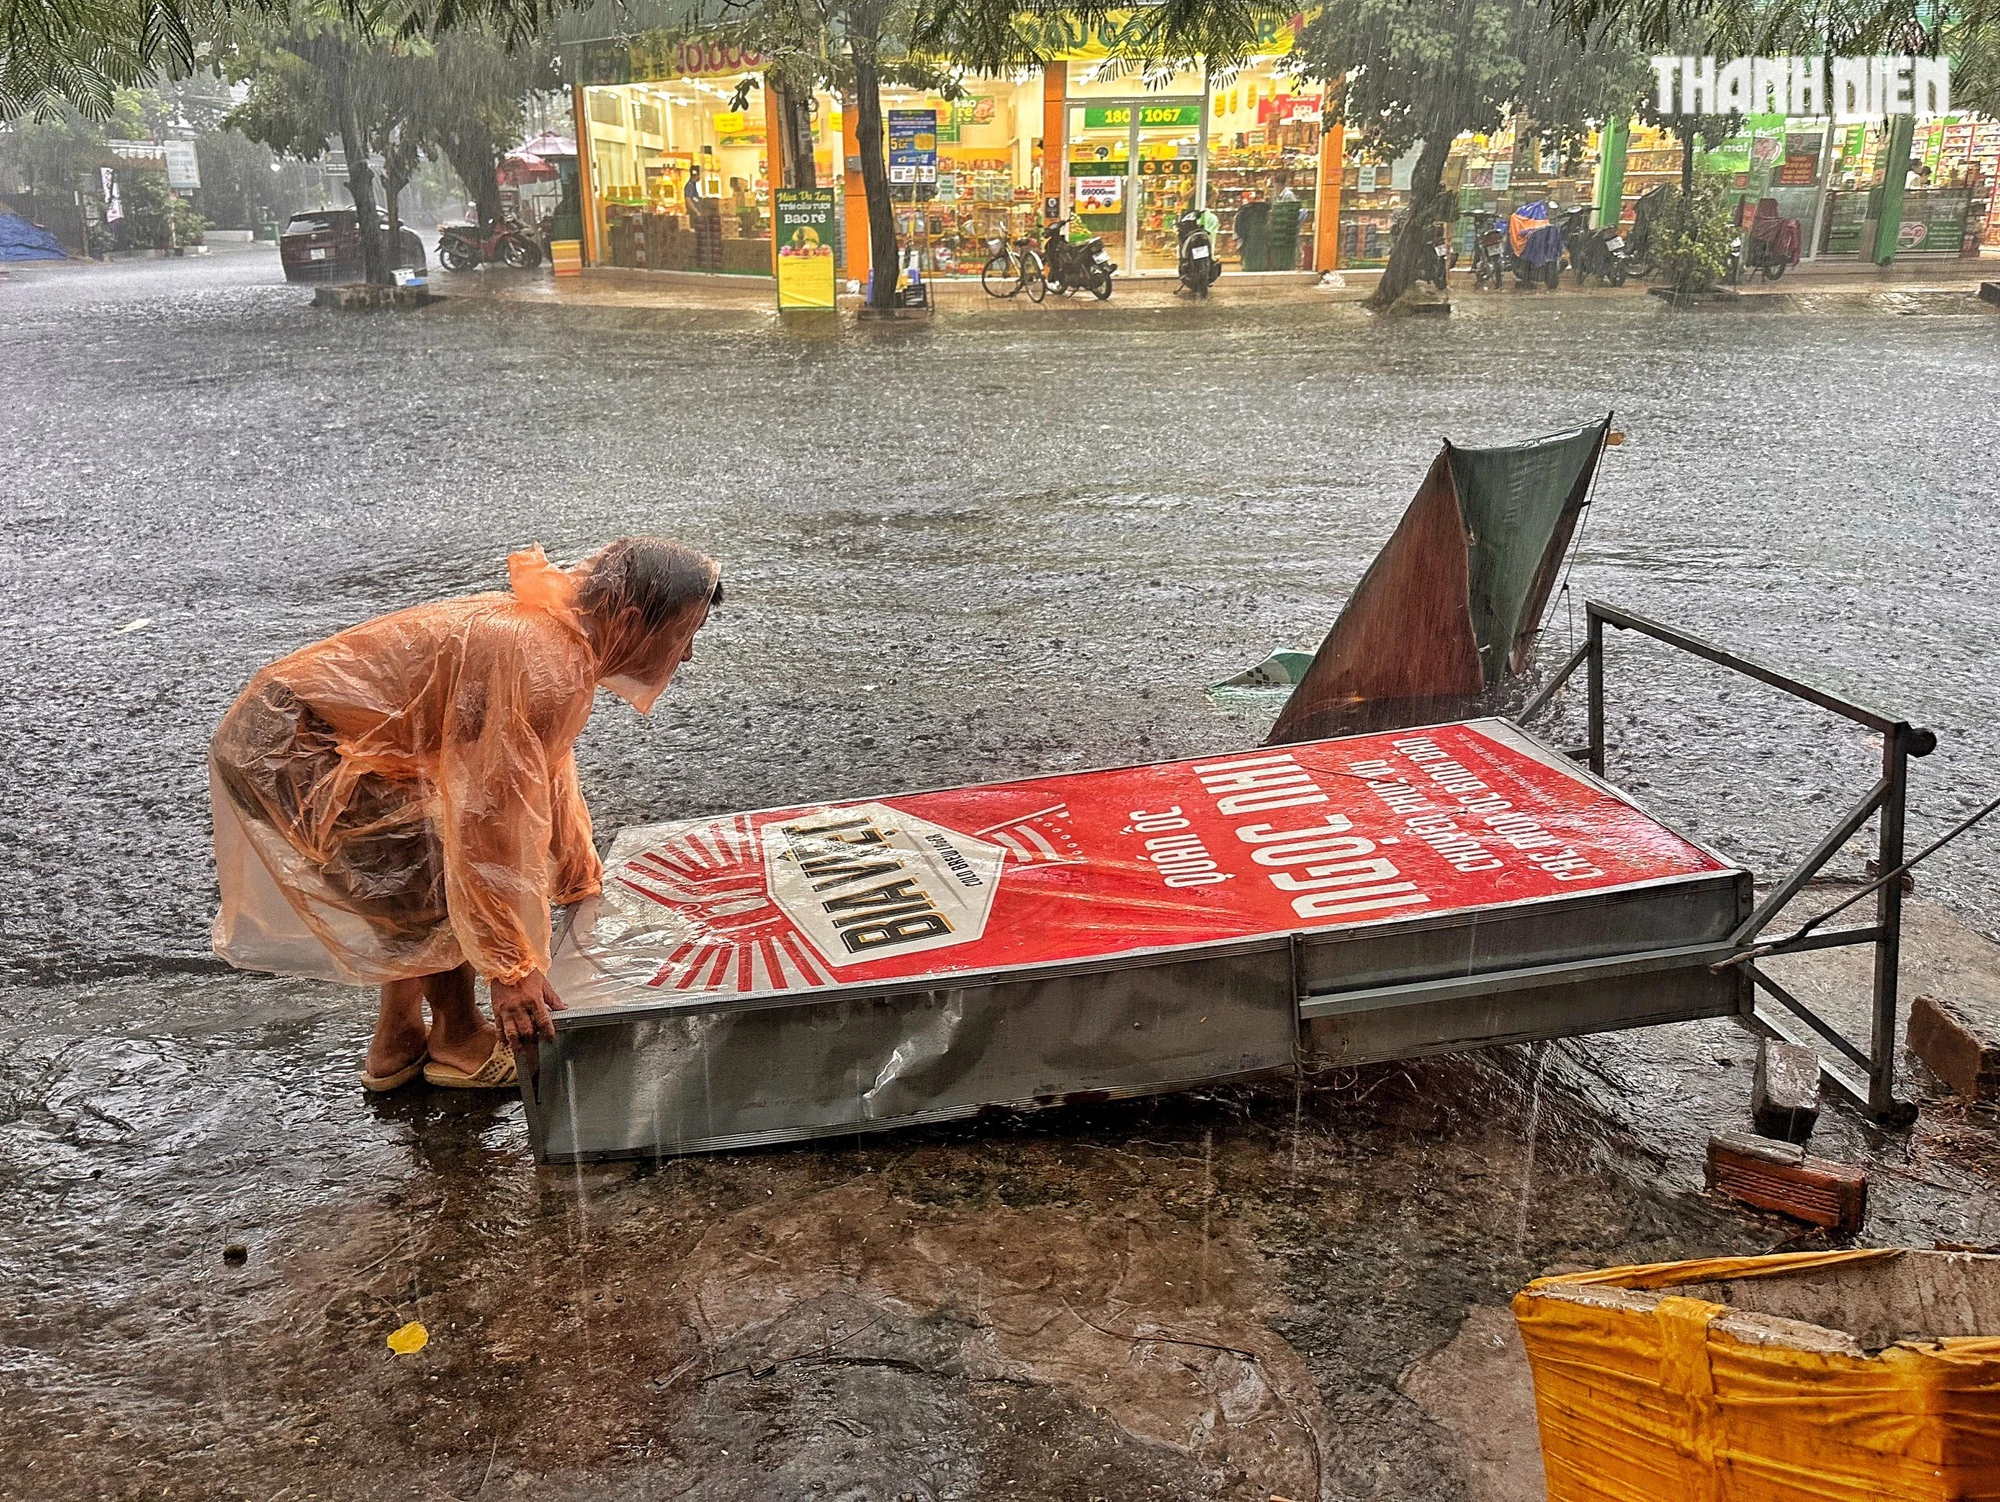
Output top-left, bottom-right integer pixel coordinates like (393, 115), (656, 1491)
(3, 252), (1999, 1500)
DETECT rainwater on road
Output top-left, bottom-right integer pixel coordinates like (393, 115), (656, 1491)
(3, 253), (1997, 1501)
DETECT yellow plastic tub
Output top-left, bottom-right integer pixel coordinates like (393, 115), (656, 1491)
(1513, 1249), (2000, 1501)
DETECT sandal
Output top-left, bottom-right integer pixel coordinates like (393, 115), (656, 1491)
(361, 1054), (428, 1093)
(421, 1036), (518, 1090)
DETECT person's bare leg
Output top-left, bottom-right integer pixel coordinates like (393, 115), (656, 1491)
(366, 977), (430, 1080)
(422, 963), (500, 1074)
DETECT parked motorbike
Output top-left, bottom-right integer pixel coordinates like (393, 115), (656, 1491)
(437, 217), (543, 272)
(1507, 200), (1564, 288)
(1391, 207), (1453, 290)
(1470, 211), (1511, 289)
(1730, 196), (1803, 281)
(1558, 204), (1630, 287)
(1624, 182), (1670, 278)
(1042, 217), (1115, 299)
(1176, 207), (1222, 297)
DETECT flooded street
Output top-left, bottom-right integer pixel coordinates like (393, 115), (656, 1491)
(4, 254), (1999, 1500)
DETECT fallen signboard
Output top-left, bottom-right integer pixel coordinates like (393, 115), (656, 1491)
(526, 718), (1749, 1162)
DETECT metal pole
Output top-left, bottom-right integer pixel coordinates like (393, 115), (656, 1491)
(1869, 727), (1910, 1116)
(1587, 608), (1606, 777)
(1806, 116), (1835, 260)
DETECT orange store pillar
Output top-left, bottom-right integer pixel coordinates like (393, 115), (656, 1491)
(572, 86), (601, 267)
(764, 75), (785, 278)
(1316, 119), (1344, 271)
(842, 92), (869, 291)
(1042, 63), (1067, 216)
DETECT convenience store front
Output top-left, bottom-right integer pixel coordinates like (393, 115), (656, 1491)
(570, 35), (847, 276)
(566, 18), (1335, 283)
(1048, 20), (1330, 274)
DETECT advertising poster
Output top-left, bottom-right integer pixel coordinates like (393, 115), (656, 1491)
(887, 108), (938, 185)
(550, 721), (1727, 1010)
(1075, 175), (1124, 211)
(773, 187), (837, 309)
(1778, 152), (1821, 186)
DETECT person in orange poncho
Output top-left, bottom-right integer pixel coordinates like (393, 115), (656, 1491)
(209, 538), (722, 1091)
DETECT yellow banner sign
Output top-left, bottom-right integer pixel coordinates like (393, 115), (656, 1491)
(775, 188), (837, 310)
(1016, 9), (1307, 60)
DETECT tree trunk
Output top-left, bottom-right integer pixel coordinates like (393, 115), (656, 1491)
(381, 129), (414, 269)
(848, 18), (900, 310)
(440, 129), (505, 227)
(1366, 130), (1454, 310)
(1680, 128), (1695, 194)
(327, 48), (390, 285)
(772, 75), (817, 190)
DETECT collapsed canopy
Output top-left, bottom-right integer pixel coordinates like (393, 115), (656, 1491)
(1266, 416), (1610, 746)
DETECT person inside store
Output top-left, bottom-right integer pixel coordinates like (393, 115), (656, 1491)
(208, 538), (722, 1091)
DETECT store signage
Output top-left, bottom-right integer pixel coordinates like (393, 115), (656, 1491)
(561, 722), (1727, 1002)
(1651, 55), (1950, 120)
(711, 110), (764, 147)
(108, 137), (201, 190)
(1778, 151), (1821, 184)
(887, 109), (938, 185)
(774, 188), (837, 310)
(1083, 104), (1203, 130)
(570, 33), (767, 85)
(1138, 158), (1197, 177)
(1258, 95), (1322, 125)
(1015, 8), (1306, 61)
(1075, 175), (1124, 211)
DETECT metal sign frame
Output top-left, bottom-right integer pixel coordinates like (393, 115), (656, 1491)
(523, 716), (1753, 1162)
(1520, 599), (1935, 1122)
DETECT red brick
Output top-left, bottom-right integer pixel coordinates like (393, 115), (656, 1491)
(1907, 994), (2000, 1105)
(1706, 1131), (1867, 1232)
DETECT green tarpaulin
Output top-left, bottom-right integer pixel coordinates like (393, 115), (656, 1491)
(1267, 416), (1609, 746)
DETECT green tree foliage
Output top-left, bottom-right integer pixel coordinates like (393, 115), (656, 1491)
(2, 0), (562, 122)
(223, 5), (549, 280)
(0, 0), (231, 119)
(110, 152), (207, 241)
(1650, 172), (1731, 289)
(705, 0), (1284, 308)
(1293, 0), (1646, 308)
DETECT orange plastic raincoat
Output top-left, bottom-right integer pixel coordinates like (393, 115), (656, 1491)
(209, 545), (705, 987)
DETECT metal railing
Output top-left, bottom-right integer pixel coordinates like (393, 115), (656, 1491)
(1520, 600), (1935, 1123)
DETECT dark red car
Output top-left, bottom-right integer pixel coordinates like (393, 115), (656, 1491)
(278, 210), (426, 283)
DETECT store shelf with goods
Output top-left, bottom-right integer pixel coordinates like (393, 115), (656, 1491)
(1207, 152), (1318, 268)
(1337, 188), (1404, 268)
(1615, 142), (1682, 228)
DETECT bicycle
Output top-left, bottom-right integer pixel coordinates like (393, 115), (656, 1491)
(981, 235), (1046, 302)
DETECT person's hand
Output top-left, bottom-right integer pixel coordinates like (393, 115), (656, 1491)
(490, 968), (566, 1054)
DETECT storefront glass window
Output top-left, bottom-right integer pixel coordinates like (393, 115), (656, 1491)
(1060, 62), (1204, 273)
(583, 76), (779, 274)
(879, 79), (1042, 276)
(1205, 60), (1320, 271)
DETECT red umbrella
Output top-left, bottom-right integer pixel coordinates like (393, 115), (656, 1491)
(498, 151), (559, 184)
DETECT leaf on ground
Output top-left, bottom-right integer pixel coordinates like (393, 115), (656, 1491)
(387, 1320), (428, 1355)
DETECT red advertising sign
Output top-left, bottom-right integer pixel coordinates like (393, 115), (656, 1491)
(555, 720), (1728, 1007)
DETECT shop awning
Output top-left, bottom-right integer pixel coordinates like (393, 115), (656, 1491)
(1267, 416), (1610, 745)
(517, 133), (578, 158)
